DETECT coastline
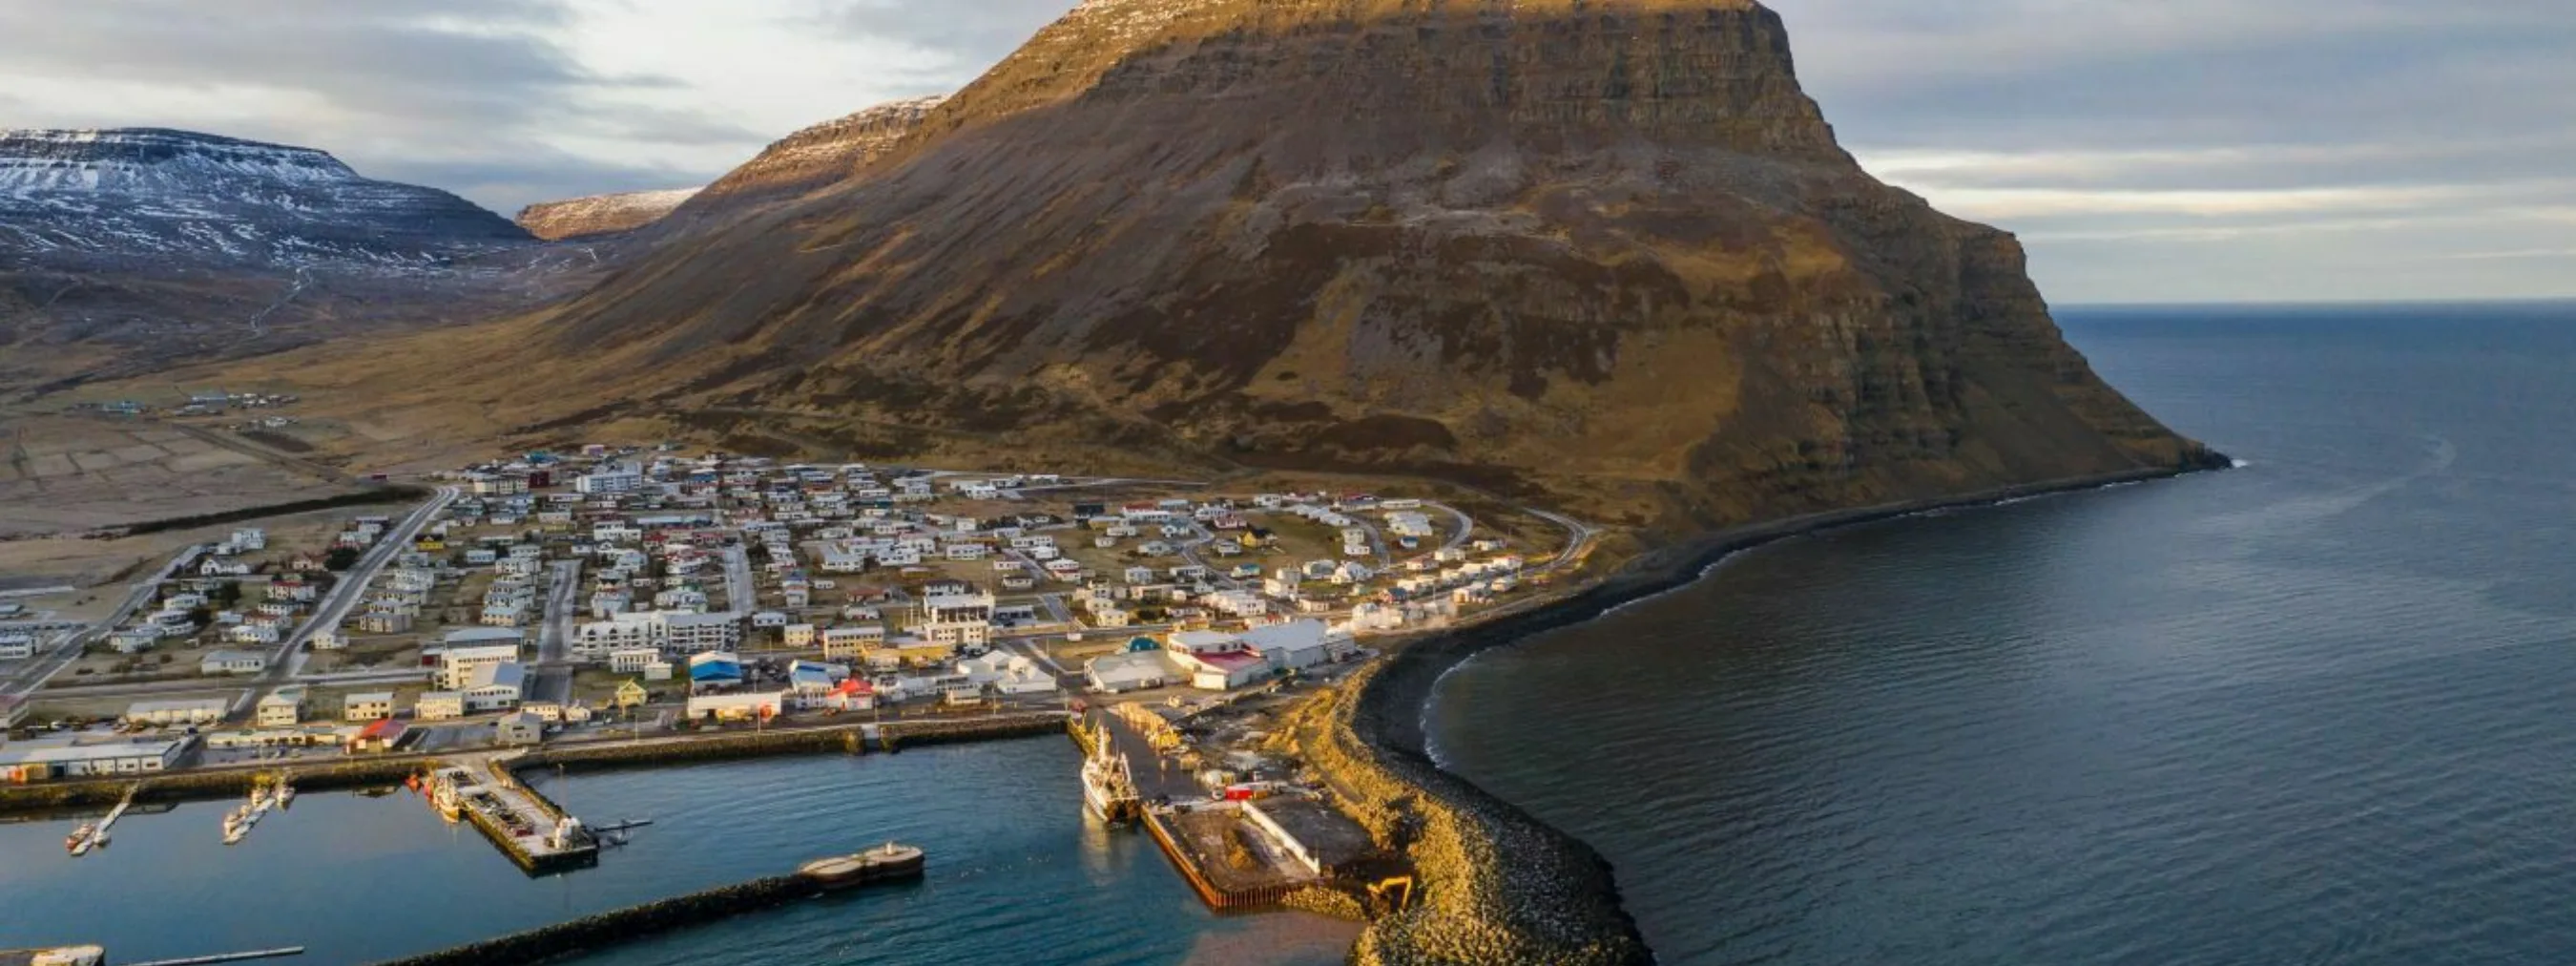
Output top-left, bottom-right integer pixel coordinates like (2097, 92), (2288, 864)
(1319, 457), (2230, 965)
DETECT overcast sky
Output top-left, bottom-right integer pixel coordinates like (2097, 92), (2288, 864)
(2, 0), (2568, 304)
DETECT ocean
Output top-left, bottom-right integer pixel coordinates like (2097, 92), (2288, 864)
(0, 739), (1357, 964)
(1426, 302), (2576, 965)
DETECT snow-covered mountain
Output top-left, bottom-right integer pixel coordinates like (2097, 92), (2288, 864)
(514, 187), (699, 241)
(0, 128), (532, 268)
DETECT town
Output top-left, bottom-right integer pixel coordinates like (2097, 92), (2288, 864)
(2, 432), (1591, 914)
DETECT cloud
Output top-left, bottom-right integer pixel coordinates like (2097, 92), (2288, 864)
(1766, 0), (2576, 301)
(798, 0), (1071, 67)
(0, 0), (2565, 302)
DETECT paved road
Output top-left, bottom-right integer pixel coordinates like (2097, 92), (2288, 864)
(1433, 501), (1476, 553)
(720, 544), (754, 615)
(531, 558), (581, 704)
(233, 485), (458, 719)
(0, 544), (203, 705)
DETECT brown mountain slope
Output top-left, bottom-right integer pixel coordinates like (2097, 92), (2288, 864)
(205, 0), (2214, 527)
(637, 95), (946, 240)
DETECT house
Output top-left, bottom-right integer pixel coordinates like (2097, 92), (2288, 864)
(343, 692), (396, 722)
(0, 633), (35, 661)
(609, 648), (660, 674)
(613, 679), (650, 710)
(461, 662), (527, 712)
(821, 625), (886, 661)
(309, 629), (345, 651)
(574, 610), (743, 660)
(348, 718), (410, 753)
(433, 640), (524, 690)
(200, 649), (268, 676)
(108, 628), (163, 655)
(415, 691), (467, 721)
(494, 711), (546, 746)
(911, 589), (994, 649)
(255, 686), (305, 726)
(124, 698), (230, 726)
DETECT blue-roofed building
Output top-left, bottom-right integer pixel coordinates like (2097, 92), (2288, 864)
(687, 651), (743, 687)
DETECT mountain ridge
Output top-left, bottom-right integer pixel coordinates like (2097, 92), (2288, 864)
(515, 187), (700, 242)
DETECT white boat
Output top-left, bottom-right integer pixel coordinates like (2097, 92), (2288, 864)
(65, 822), (95, 854)
(277, 781), (296, 808)
(1079, 721), (1140, 824)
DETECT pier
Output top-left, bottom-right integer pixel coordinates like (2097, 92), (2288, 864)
(426, 762), (598, 873)
(365, 845), (922, 966)
(1081, 708), (1372, 911)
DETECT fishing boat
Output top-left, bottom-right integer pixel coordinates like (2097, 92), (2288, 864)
(797, 841), (925, 890)
(276, 779), (296, 808)
(64, 823), (94, 854)
(1079, 720), (1141, 824)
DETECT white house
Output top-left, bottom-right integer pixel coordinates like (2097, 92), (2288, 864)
(462, 662), (527, 712)
(415, 691), (467, 721)
(343, 692), (396, 722)
(199, 649), (268, 676)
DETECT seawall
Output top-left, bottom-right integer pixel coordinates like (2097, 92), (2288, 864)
(362, 874), (821, 966)
(1318, 461), (2227, 966)
(0, 712), (1072, 815)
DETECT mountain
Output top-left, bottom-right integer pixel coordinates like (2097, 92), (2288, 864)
(0, 128), (530, 266)
(515, 188), (700, 241)
(428, 0), (2210, 526)
(0, 128), (573, 395)
(642, 95), (945, 238)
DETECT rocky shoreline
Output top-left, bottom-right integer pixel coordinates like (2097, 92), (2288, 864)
(1319, 458), (2230, 965)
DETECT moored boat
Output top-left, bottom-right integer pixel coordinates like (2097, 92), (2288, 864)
(1079, 720), (1141, 824)
(797, 841), (926, 889)
(64, 823), (94, 854)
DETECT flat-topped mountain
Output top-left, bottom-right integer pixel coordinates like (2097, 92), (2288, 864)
(0, 128), (530, 266)
(0, 128), (566, 395)
(461, 0), (2211, 527)
(515, 188), (700, 242)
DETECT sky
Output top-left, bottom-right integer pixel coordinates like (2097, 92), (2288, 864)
(0, 0), (2568, 304)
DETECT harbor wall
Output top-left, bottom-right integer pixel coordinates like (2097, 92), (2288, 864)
(514, 712), (1070, 774)
(0, 712), (1071, 815)
(362, 874), (818, 966)
(0, 756), (422, 812)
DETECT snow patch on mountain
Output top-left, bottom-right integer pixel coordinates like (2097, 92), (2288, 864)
(0, 127), (532, 271)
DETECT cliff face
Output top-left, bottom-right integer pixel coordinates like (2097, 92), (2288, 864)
(642, 95), (946, 238)
(515, 188), (700, 241)
(271, 0), (2212, 525)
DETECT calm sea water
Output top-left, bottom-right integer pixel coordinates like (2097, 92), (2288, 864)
(0, 739), (1357, 964)
(1429, 302), (2576, 965)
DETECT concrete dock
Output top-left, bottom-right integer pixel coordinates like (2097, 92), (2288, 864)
(428, 763), (597, 873)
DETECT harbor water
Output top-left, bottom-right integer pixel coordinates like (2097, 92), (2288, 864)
(0, 739), (1359, 964)
(1428, 302), (2576, 964)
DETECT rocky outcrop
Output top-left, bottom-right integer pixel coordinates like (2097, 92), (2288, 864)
(465, 0), (2210, 525)
(514, 188), (699, 241)
(643, 95), (946, 237)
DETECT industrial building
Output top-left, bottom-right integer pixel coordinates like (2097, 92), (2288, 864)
(0, 734), (189, 782)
